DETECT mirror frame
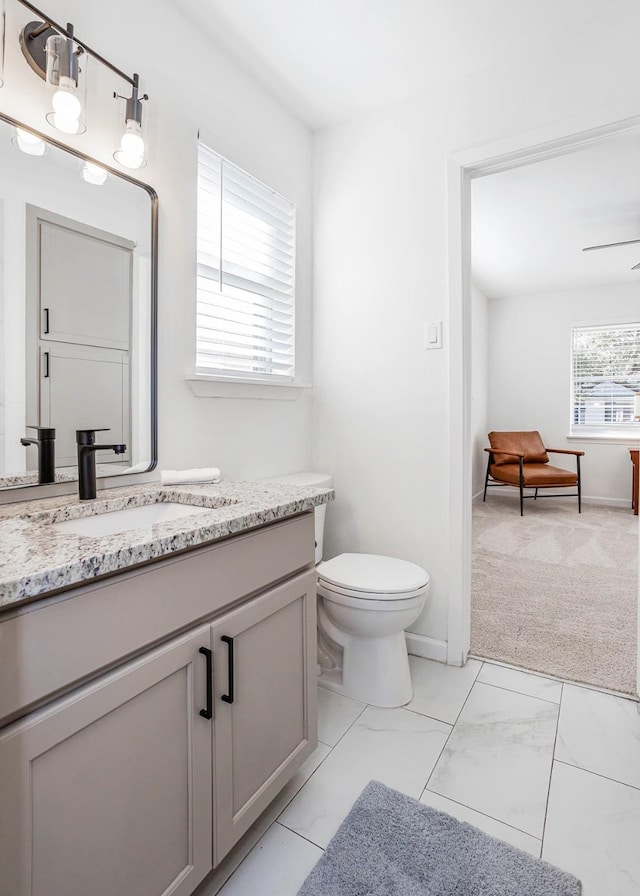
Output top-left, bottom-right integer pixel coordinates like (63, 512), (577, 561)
(0, 110), (158, 492)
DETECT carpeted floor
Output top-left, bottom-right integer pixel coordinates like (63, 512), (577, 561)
(471, 498), (638, 695)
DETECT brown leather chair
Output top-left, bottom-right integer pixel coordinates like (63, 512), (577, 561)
(483, 431), (584, 516)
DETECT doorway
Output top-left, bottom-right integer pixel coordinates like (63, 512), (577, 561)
(447, 115), (640, 697)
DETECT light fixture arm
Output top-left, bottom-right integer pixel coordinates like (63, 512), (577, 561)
(28, 20), (54, 40)
(17, 0), (141, 89)
(114, 73), (149, 127)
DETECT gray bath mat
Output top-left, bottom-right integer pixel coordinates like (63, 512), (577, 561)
(297, 780), (581, 895)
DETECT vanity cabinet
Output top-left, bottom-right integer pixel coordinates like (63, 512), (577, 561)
(211, 573), (314, 862)
(0, 626), (213, 896)
(0, 513), (318, 896)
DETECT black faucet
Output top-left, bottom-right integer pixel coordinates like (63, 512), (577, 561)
(20, 426), (56, 485)
(76, 429), (127, 500)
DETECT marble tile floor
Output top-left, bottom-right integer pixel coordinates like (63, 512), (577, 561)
(215, 657), (640, 896)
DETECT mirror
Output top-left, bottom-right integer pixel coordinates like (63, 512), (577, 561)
(0, 111), (157, 490)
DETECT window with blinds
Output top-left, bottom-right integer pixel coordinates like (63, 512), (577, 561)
(196, 143), (296, 379)
(570, 323), (640, 433)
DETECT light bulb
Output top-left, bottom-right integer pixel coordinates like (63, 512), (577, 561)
(114, 118), (145, 169)
(82, 161), (108, 185)
(14, 128), (46, 156)
(50, 76), (82, 134)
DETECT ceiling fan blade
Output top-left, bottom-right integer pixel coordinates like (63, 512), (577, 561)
(583, 238), (640, 252)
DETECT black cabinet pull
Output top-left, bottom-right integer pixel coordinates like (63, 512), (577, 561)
(221, 636), (234, 704)
(43, 351), (50, 378)
(44, 307), (50, 334)
(199, 646), (212, 719)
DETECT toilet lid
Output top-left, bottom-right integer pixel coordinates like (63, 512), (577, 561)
(317, 553), (429, 596)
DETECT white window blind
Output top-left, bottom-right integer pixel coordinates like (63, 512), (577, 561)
(196, 143), (296, 379)
(571, 323), (640, 433)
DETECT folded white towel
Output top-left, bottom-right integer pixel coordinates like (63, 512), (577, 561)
(161, 467), (221, 486)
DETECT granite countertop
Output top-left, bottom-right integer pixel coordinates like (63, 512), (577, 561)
(0, 463), (130, 489)
(0, 480), (333, 608)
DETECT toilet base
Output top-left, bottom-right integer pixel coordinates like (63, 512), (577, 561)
(318, 630), (414, 708)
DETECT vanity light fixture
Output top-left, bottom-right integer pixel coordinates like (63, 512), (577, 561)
(16, 1), (149, 158)
(44, 27), (85, 134)
(81, 160), (108, 185)
(13, 125), (47, 155)
(113, 73), (148, 169)
(19, 17), (85, 134)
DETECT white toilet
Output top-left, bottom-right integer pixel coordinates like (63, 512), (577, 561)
(270, 472), (430, 708)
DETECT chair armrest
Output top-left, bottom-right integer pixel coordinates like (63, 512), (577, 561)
(545, 448), (585, 457)
(484, 447), (525, 458)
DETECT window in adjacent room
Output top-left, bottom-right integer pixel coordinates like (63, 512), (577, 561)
(570, 322), (640, 435)
(196, 142), (296, 380)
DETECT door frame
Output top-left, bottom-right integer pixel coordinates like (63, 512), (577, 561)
(446, 111), (640, 696)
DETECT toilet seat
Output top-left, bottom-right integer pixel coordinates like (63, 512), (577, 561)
(317, 552), (429, 600)
(318, 582), (427, 613)
(317, 579), (427, 607)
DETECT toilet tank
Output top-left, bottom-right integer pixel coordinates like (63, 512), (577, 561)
(266, 472), (333, 564)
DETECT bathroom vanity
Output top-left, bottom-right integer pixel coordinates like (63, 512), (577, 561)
(0, 480), (333, 896)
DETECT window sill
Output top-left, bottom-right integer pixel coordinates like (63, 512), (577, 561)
(567, 433), (640, 446)
(185, 374), (311, 400)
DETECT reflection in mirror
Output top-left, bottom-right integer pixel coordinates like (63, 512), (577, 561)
(0, 113), (156, 490)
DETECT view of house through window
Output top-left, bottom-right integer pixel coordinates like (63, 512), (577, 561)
(571, 323), (640, 433)
(196, 142), (296, 380)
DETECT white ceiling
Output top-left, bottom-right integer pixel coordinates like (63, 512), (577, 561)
(471, 130), (640, 299)
(175, 0), (624, 130)
(173, 2), (640, 299)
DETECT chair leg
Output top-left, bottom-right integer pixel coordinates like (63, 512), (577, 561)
(483, 454), (492, 503)
(519, 457), (524, 516)
(577, 455), (582, 513)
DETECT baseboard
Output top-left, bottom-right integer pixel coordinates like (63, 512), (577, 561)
(405, 632), (448, 663)
(474, 492), (630, 509)
(582, 495), (631, 508)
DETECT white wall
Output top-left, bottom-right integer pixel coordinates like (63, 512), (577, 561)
(312, 5), (640, 649)
(471, 285), (489, 498)
(0, 0), (313, 484)
(486, 282), (639, 504)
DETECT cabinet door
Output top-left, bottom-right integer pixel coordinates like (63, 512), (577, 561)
(39, 342), (130, 465)
(211, 570), (317, 863)
(0, 626), (213, 896)
(38, 216), (133, 351)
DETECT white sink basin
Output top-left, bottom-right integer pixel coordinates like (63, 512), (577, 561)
(53, 502), (214, 537)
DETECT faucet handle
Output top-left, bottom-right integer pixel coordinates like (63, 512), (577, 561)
(76, 428), (110, 446)
(26, 426), (56, 439)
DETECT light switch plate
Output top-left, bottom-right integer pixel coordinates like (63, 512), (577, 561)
(424, 320), (443, 350)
